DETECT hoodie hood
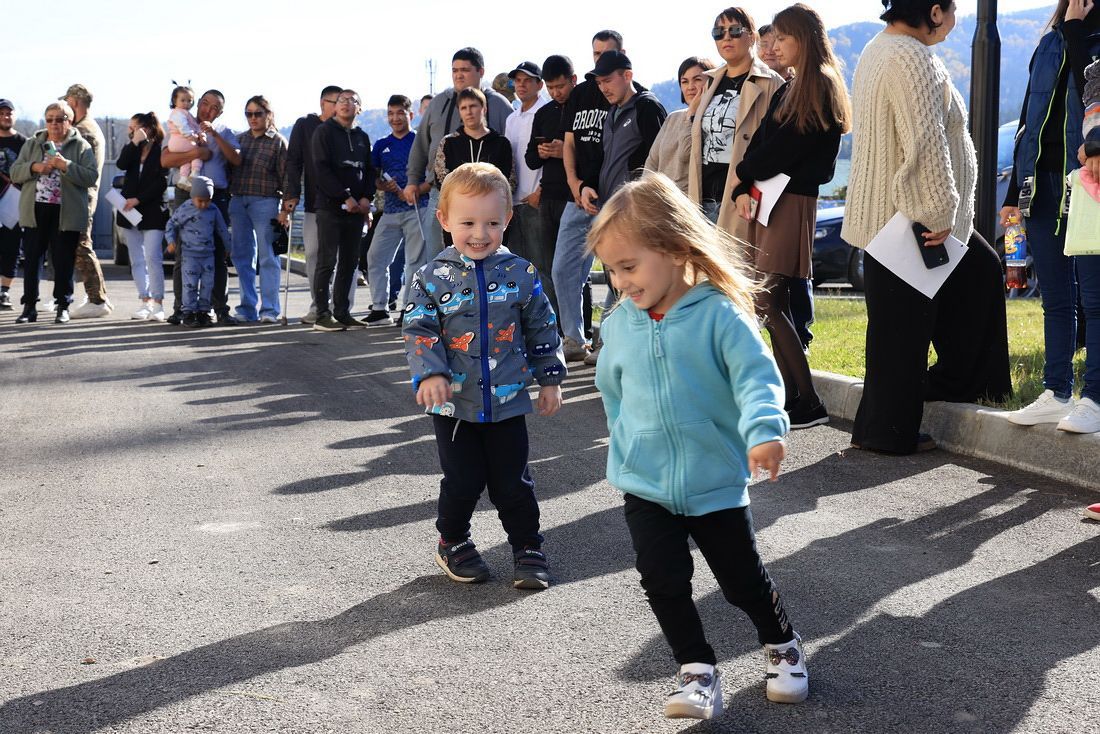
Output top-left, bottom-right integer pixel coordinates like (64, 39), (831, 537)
(619, 281), (727, 324)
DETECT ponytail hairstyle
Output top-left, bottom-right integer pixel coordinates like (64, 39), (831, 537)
(586, 172), (758, 316)
(132, 111), (164, 145)
(771, 3), (852, 135)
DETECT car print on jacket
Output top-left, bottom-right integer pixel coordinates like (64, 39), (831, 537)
(402, 246), (566, 423)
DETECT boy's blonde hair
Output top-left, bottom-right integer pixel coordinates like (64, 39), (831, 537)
(586, 172), (758, 315)
(437, 162), (513, 217)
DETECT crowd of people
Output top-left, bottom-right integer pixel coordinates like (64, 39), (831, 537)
(2, 0), (1100, 722)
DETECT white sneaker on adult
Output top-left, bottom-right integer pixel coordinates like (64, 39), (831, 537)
(259, 314), (278, 324)
(764, 633), (809, 703)
(71, 300), (111, 319)
(149, 305), (166, 322)
(132, 302), (152, 321)
(1056, 397), (1100, 434)
(664, 663), (722, 720)
(1006, 389), (1074, 426)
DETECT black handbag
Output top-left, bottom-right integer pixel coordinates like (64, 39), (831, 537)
(271, 218), (289, 256)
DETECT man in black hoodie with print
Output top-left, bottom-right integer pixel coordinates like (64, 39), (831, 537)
(311, 89), (375, 332)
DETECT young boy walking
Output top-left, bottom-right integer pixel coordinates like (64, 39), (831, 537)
(402, 162), (566, 590)
(166, 175), (231, 327)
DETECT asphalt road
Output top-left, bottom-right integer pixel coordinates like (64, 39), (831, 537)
(1, 266), (1097, 734)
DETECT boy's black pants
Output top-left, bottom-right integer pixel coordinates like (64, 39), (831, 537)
(432, 414), (542, 554)
(623, 494), (793, 666)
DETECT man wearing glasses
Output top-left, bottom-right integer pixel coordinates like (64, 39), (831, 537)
(282, 84), (351, 324)
(404, 47), (513, 258)
(310, 90), (375, 332)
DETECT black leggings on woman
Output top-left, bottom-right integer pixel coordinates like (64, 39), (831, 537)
(756, 274), (820, 409)
(21, 202), (79, 310)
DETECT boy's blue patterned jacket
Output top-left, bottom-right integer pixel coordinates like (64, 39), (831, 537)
(165, 201), (230, 253)
(402, 246), (566, 423)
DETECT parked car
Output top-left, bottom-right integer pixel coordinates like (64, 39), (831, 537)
(811, 204), (862, 290)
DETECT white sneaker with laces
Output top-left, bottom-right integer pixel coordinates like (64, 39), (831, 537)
(149, 305), (166, 322)
(764, 633), (809, 703)
(664, 663), (722, 720)
(259, 314), (278, 324)
(71, 300), (111, 319)
(1056, 397), (1100, 434)
(1006, 389), (1074, 426)
(132, 302), (152, 321)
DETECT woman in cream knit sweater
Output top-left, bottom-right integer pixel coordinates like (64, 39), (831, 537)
(842, 0), (1010, 455)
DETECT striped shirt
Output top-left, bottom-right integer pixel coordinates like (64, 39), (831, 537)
(230, 127), (287, 198)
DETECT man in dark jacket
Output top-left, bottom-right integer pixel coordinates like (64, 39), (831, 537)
(310, 89), (375, 332)
(282, 84), (345, 324)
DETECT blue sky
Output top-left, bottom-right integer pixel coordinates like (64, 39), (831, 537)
(4, 0), (1049, 131)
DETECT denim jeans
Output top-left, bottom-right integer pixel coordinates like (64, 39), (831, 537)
(425, 187), (444, 258)
(182, 245), (215, 313)
(552, 202), (596, 344)
(368, 208), (427, 310)
(1028, 170), (1081, 399)
(125, 228), (165, 301)
(229, 194), (282, 320)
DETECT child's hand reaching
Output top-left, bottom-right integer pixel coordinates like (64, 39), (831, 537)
(537, 384), (563, 417)
(748, 440), (785, 482)
(416, 375), (453, 410)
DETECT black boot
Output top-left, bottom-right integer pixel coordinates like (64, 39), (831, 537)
(15, 306), (37, 324)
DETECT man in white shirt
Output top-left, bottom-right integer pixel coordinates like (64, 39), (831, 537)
(503, 61), (553, 306)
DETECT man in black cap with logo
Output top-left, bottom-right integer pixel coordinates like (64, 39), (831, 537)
(0, 98), (25, 310)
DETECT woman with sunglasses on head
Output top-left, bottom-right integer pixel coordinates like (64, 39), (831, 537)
(645, 56), (716, 194)
(1000, 0), (1100, 432)
(730, 3), (850, 429)
(842, 0), (1012, 455)
(229, 95), (288, 323)
(117, 112), (169, 322)
(9, 101), (97, 323)
(689, 6), (784, 235)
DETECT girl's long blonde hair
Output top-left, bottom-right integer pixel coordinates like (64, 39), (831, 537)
(586, 172), (758, 316)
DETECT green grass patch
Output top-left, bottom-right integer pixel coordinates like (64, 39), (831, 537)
(803, 298), (1085, 410)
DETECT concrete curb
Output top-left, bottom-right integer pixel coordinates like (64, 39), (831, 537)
(813, 370), (1100, 491)
(278, 255), (309, 278)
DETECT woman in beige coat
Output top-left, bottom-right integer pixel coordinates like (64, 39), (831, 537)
(688, 6), (784, 239)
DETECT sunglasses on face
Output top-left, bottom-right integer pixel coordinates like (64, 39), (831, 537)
(711, 25), (747, 40)
(336, 97), (361, 106)
(245, 110), (267, 118)
(45, 117), (68, 123)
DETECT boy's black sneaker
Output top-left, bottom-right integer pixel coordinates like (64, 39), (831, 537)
(197, 312), (214, 327)
(513, 547), (551, 590)
(364, 309), (394, 326)
(787, 400), (829, 430)
(435, 539), (490, 583)
(182, 312), (200, 328)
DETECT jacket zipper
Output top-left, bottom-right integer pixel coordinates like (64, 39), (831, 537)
(1033, 45), (1068, 232)
(475, 261), (493, 422)
(651, 318), (684, 514)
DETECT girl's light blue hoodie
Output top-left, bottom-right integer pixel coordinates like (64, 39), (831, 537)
(595, 282), (789, 515)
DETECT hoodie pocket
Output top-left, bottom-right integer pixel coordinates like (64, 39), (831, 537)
(680, 419), (744, 493)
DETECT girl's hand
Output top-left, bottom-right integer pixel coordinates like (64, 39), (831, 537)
(1066, 0), (1094, 22)
(416, 375), (453, 409)
(123, 198), (139, 211)
(537, 384), (563, 417)
(735, 193), (753, 221)
(999, 206), (1022, 228)
(748, 440), (785, 482)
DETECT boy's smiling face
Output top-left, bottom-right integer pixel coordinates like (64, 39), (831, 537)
(437, 190), (512, 261)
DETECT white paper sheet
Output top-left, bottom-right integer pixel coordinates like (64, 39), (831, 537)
(106, 188), (142, 227)
(864, 212), (967, 299)
(0, 185), (19, 229)
(754, 173), (790, 227)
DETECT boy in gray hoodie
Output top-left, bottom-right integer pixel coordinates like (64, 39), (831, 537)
(166, 175), (231, 327)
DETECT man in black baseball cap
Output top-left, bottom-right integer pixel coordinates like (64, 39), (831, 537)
(586, 49), (632, 80)
(508, 61), (543, 82)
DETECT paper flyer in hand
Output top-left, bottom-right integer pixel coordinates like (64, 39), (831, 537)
(106, 188), (142, 227)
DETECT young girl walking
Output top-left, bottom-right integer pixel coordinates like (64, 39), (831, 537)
(591, 172), (807, 721)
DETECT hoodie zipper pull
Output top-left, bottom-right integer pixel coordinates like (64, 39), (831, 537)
(654, 321), (664, 358)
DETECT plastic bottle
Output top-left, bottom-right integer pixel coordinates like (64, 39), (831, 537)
(1004, 214), (1030, 290)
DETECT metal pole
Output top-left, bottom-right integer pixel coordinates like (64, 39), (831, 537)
(970, 0), (1001, 245)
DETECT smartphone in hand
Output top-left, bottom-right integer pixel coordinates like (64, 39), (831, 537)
(913, 222), (949, 269)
